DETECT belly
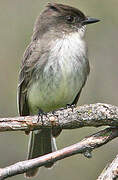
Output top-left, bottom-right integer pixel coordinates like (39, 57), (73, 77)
(28, 59), (86, 114)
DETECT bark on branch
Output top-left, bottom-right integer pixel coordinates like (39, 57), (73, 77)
(0, 103), (118, 132)
(97, 154), (118, 180)
(0, 127), (118, 179)
(0, 103), (118, 179)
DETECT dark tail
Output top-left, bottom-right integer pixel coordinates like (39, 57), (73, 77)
(25, 129), (57, 178)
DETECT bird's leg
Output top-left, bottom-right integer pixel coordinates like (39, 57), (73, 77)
(52, 110), (56, 115)
(66, 104), (76, 112)
(51, 110), (59, 122)
(38, 108), (47, 125)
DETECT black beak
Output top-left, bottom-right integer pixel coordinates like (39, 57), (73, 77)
(82, 17), (100, 25)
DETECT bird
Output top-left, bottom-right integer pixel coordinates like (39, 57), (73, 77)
(17, 3), (99, 178)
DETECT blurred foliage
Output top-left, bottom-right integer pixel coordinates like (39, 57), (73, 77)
(0, 0), (118, 180)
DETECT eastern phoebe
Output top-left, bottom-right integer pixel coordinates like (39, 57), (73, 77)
(17, 3), (99, 178)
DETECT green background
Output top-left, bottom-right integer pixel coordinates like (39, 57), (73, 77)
(0, 0), (118, 179)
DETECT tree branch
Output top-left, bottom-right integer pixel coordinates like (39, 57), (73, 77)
(0, 127), (118, 179)
(0, 103), (118, 132)
(97, 154), (118, 180)
(0, 103), (118, 179)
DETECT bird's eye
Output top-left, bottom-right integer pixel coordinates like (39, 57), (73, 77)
(66, 15), (75, 23)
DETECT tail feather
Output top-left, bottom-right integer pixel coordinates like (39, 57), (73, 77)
(25, 129), (57, 178)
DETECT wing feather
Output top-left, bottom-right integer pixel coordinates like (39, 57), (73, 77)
(17, 42), (41, 116)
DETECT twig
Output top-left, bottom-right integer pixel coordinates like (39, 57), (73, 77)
(97, 154), (118, 180)
(0, 103), (118, 132)
(0, 127), (118, 179)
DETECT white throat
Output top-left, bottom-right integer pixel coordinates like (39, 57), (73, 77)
(48, 29), (87, 68)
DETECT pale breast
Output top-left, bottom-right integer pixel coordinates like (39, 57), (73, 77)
(28, 32), (89, 113)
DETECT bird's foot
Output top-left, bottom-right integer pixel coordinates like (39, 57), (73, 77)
(66, 104), (76, 112)
(52, 110), (56, 115)
(38, 109), (47, 125)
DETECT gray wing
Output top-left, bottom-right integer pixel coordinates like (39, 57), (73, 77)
(72, 56), (90, 106)
(17, 42), (42, 116)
